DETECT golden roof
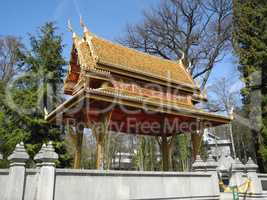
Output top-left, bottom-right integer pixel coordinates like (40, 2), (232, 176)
(64, 27), (197, 94)
(91, 37), (194, 86)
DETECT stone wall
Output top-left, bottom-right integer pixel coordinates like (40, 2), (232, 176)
(0, 169), (8, 197)
(0, 142), (266, 200)
(54, 170), (218, 200)
(259, 174), (267, 193)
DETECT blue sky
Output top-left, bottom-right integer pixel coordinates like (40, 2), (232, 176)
(0, 0), (157, 50)
(0, 0), (242, 91)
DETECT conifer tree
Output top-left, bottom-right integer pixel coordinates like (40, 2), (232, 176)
(234, 0), (267, 172)
(0, 22), (71, 167)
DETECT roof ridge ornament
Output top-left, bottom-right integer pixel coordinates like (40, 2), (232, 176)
(80, 15), (90, 34)
(79, 16), (98, 62)
(179, 49), (185, 61)
(195, 79), (201, 88)
(67, 19), (77, 38)
(44, 107), (48, 120)
(229, 106), (234, 120)
(177, 49), (184, 65)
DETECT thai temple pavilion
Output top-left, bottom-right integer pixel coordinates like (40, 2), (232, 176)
(46, 20), (231, 170)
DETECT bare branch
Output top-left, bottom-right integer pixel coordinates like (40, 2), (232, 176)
(118, 0), (232, 87)
(0, 36), (24, 82)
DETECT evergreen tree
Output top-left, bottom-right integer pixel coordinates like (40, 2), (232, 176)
(0, 22), (71, 167)
(172, 134), (191, 171)
(134, 136), (159, 171)
(234, 0), (267, 172)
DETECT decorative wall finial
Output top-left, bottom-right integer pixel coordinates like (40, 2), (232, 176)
(245, 157), (258, 172)
(8, 142), (29, 165)
(34, 143), (47, 163)
(232, 157), (245, 172)
(34, 141), (58, 165)
(192, 154), (206, 171)
(206, 154), (218, 171)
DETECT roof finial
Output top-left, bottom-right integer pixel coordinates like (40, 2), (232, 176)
(177, 49), (185, 66)
(67, 19), (77, 38)
(80, 15), (90, 34)
(195, 79), (200, 88)
(229, 106), (234, 120)
(80, 15), (85, 28)
(177, 49), (184, 61)
(44, 106), (48, 120)
(180, 51), (185, 61)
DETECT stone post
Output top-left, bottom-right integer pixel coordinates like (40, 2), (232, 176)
(206, 154), (220, 196)
(0, 152), (3, 160)
(229, 158), (245, 188)
(34, 144), (47, 168)
(192, 155), (206, 172)
(5, 142), (29, 200)
(245, 157), (263, 195)
(35, 141), (58, 200)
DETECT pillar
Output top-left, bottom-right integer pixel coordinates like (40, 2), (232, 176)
(35, 141), (58, 200)
(159, 133), (176, 171)
(73, 125), (84, 169)
(206, 154), (220, 196)
(161, 134), (170, 171)
(96, 130), (105, 170)
(5, 142), (29, 200)
(34, 143), (47, 168)
(229, 158), (245, 188)
(0, 152), (3, 160)
(191, 131), (202, 161)
(245, 157), (263, 197)
(93, 111), (112, 170)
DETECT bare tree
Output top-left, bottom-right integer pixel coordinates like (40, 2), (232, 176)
(204, 77), (255, 160)
(119, 0), (232, 88)
(0, 36), (24, 82)
(205, 77), (240, 113)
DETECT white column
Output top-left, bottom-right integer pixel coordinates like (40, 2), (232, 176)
(245, 157), (263, 194)
(34, 143), (47, 168)
(5, 142), (29, 200)
(35, 141), (58, 200)
(206, 155), (220, 196)
(229, 158), (245, 187)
